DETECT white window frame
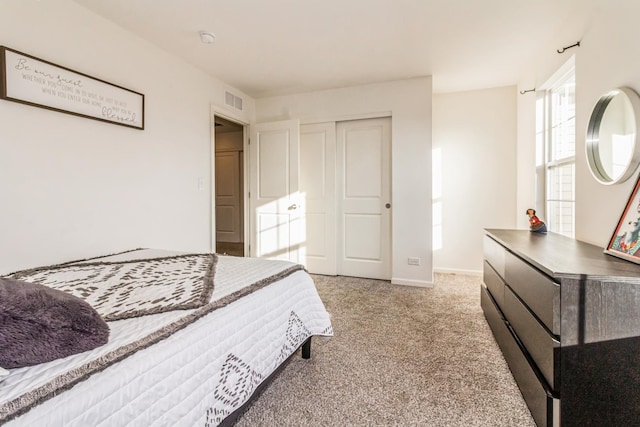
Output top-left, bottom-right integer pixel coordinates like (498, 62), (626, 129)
(536, 57), (576, 238)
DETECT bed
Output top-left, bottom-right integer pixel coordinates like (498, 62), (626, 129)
(0, 249), (333, 426)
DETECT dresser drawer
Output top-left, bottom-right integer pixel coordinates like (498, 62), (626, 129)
(481, 286), (560, 427)
(505, 251), (560, 335)
(504, 286), (560, 390)
(484, 235), (506, 278)
(483, 260), (505, 310)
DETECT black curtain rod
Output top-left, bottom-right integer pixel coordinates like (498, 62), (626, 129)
(557, 41), (580, 54)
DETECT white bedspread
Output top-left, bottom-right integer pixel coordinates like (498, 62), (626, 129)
(0, 250), (333, 426)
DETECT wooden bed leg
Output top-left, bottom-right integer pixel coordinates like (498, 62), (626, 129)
(301, 337), (311, 359)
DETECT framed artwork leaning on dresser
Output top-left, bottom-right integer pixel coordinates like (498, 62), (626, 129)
(606, 173), (640, 263)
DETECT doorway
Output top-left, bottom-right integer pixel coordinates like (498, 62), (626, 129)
(214, 116), (244, 257)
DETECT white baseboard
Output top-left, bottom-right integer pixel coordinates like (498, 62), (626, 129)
(391, 277), (434, 288)
(433, 267), (482, 277)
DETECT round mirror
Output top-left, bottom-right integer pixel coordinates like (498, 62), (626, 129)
(586, 87), (640, 185)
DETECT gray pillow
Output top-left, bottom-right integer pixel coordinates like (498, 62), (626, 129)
(0, 277), (110, 368)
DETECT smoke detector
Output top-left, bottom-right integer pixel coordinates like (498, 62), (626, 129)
(199, 31), (216, 44)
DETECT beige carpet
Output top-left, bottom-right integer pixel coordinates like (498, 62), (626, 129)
(234, 273), (535, 426)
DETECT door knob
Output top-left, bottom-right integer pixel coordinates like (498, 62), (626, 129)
(288, 204), (298, 210)
(385, 203), (391, 209)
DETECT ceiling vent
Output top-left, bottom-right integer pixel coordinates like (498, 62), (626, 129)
(225, 91), (243, 111)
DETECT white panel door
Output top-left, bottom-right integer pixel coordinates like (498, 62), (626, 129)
(300, 122), (336, 275)
(215, 151), (241, 242)
(337, 117), (391, 279)
(250, 119), (301, 261)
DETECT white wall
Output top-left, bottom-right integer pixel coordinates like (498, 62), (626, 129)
(516, 1), (640, 247)
(255, 78), (433, 286)
(516, 89), (538, 230)
(575, 1), (640, 246)
(0, 0), (254, 274)
(14, 1), (618, 277)
(433, 86), (518, 274)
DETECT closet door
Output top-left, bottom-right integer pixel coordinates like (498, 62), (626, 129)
(337, 117), (392, 280)
(249, 119), (301, 261)
(299, 122), (336, 275)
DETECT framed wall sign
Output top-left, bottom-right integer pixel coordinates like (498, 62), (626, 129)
(606, 173), (640, 263)
(0, 46), (144, 129)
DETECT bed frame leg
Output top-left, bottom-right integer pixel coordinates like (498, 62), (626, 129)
(301, 337), (311, 359)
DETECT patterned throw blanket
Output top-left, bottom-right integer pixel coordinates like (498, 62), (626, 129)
(9, 254), (217, 321)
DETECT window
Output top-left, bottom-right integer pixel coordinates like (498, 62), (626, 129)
(536, 60), (576, 237)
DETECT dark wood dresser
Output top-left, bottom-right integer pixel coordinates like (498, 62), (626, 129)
(481, 229), (640, 427)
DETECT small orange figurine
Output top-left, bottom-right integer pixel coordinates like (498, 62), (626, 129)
(526, 208), (547, 233)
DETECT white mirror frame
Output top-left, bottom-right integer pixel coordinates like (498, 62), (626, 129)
(586, 87), (640, 185)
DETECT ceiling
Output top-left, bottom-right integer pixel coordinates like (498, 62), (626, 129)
(72, 0), (596, 98)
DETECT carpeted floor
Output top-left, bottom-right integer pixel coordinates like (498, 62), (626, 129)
(234, 273), (535, 427)
(216, 242), (244, 257)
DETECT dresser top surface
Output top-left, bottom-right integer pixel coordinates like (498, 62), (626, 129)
(485, 229), (640, 281)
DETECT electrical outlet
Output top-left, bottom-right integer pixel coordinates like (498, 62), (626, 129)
(408, 257), (420, 266)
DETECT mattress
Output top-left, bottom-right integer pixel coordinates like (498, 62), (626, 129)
(0, 249), (333, 426)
